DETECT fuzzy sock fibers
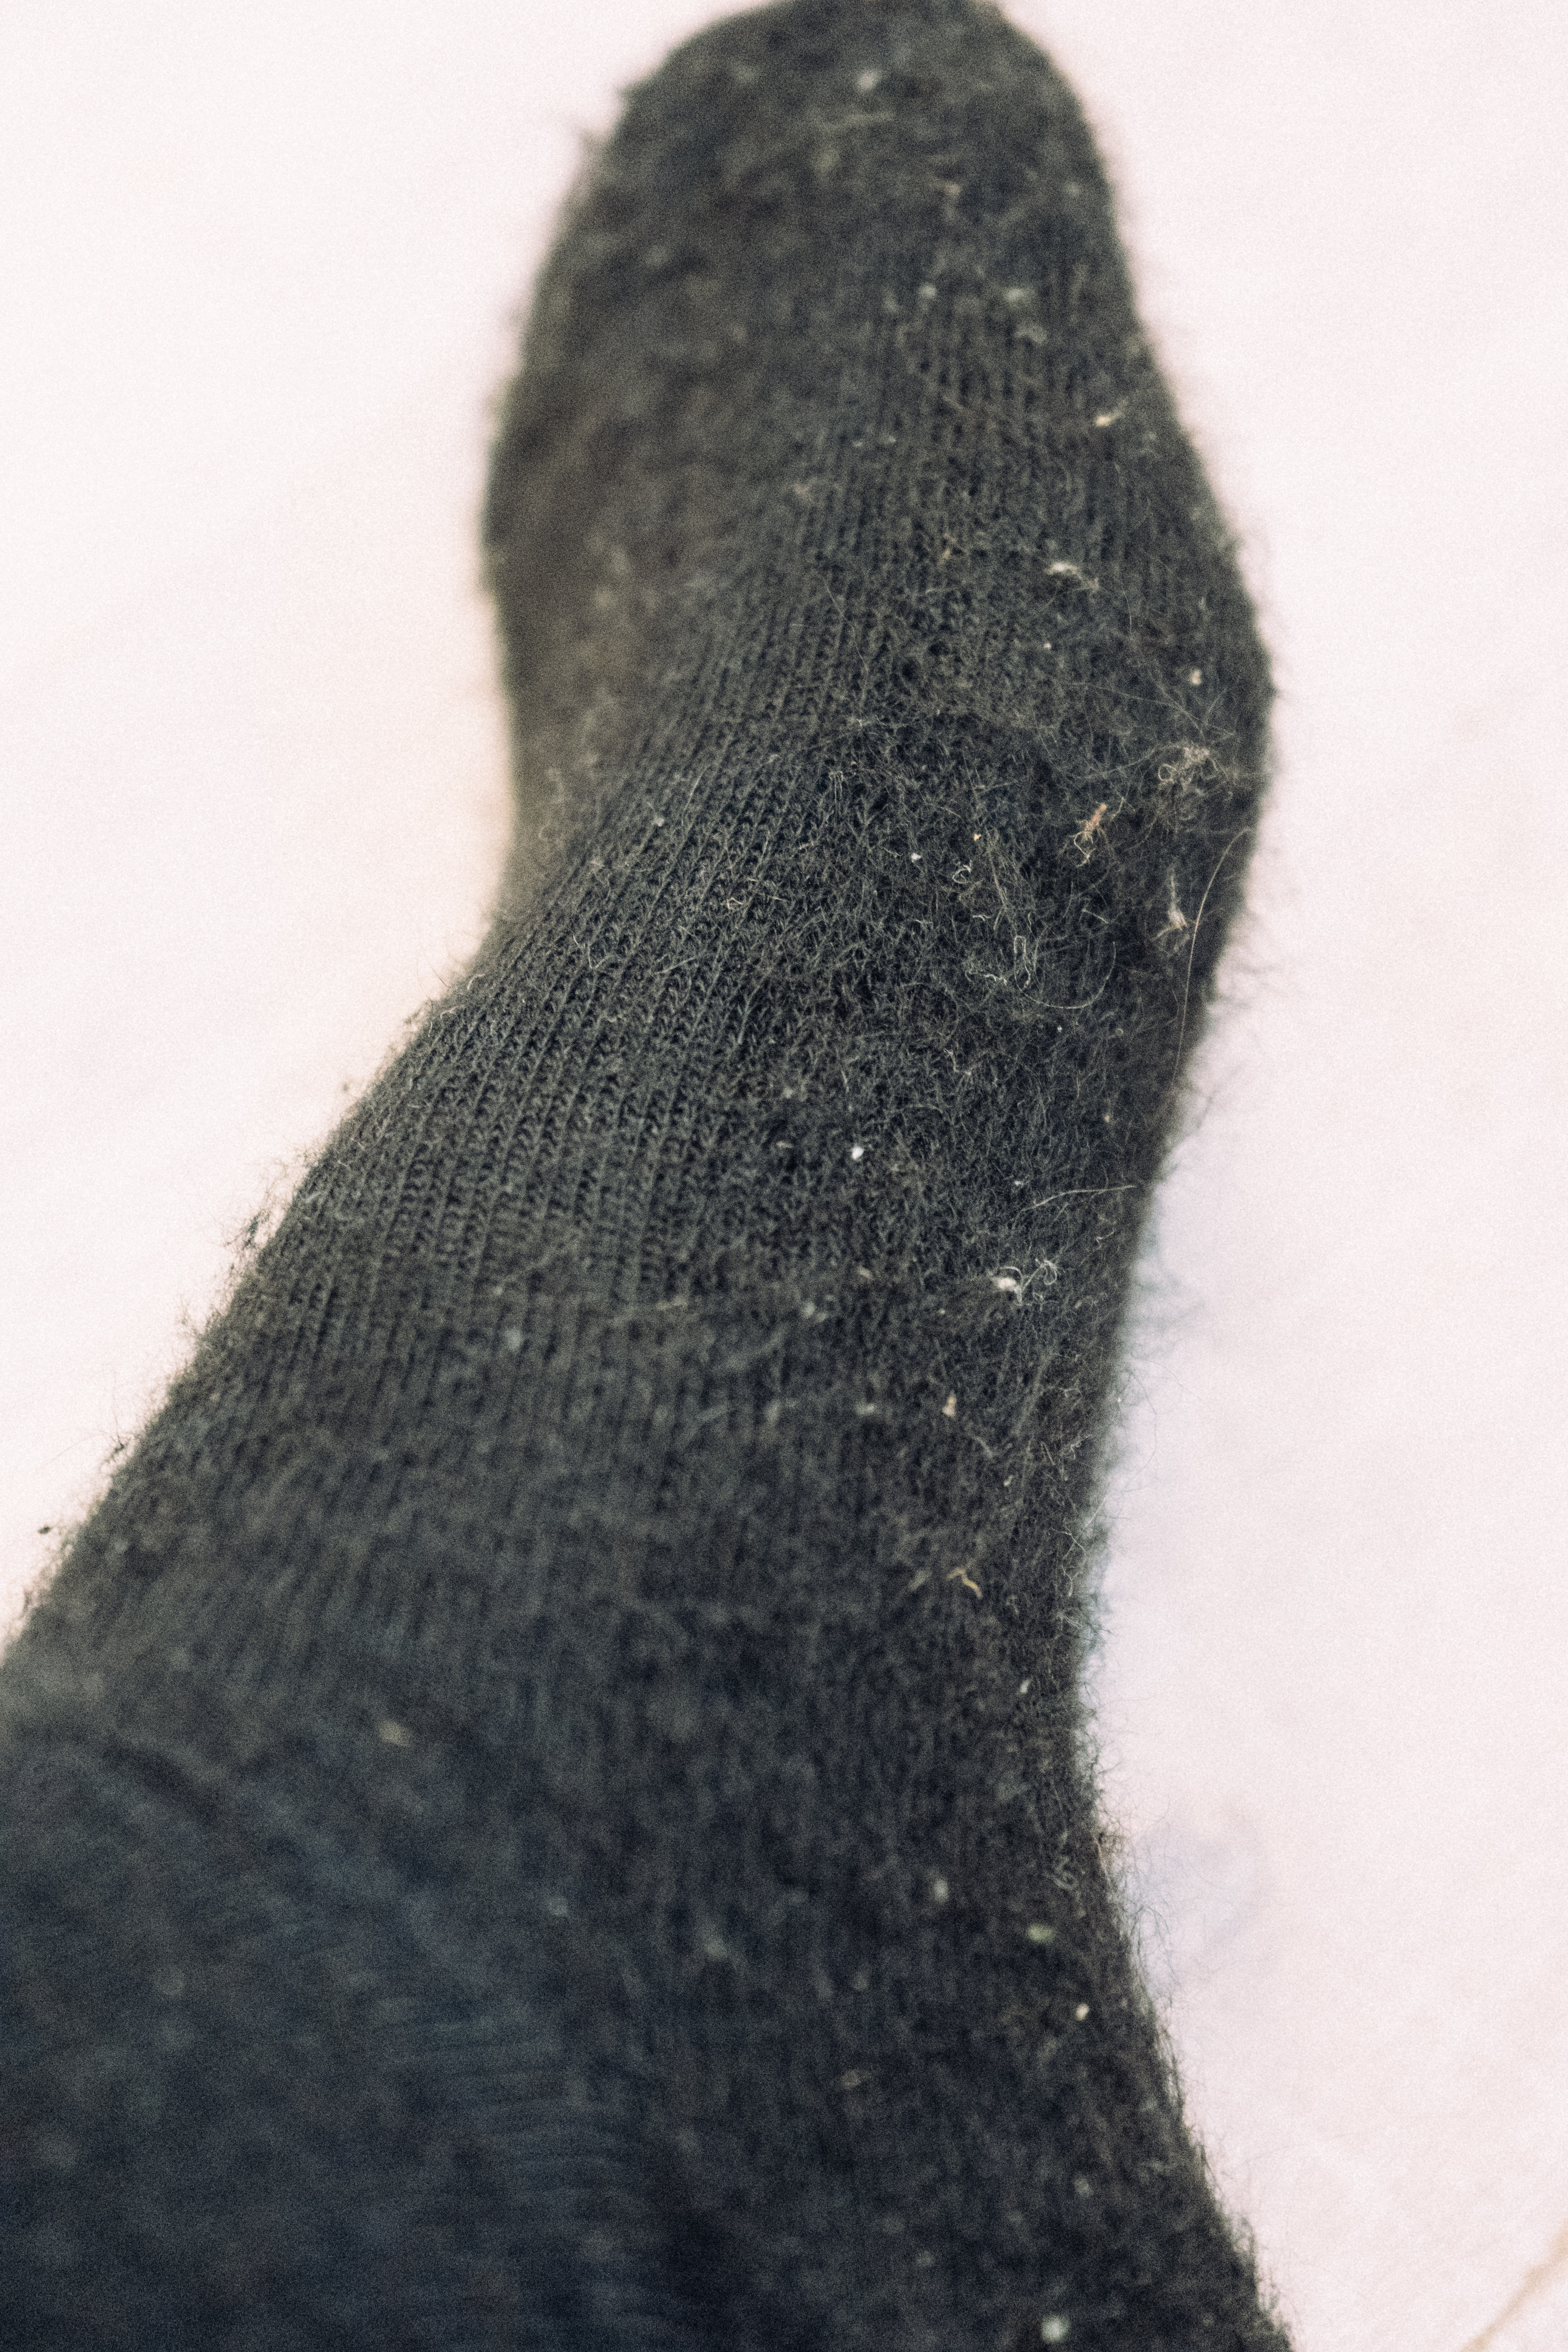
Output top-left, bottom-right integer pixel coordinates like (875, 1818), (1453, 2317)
(0, 4), (1286, 2346)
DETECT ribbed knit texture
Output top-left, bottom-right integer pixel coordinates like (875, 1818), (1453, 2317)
(0, 4), (1287, 2346)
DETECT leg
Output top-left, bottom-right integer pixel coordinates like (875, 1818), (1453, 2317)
(2, 5), (1283, 2344)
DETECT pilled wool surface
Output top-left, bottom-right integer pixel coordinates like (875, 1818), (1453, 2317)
(0, 4), (1289, 2346)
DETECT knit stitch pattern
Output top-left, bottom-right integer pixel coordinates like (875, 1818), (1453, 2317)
(1, 5), (1285, 2346)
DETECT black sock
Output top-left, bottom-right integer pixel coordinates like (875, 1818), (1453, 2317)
(2, 4), (1285, 2345)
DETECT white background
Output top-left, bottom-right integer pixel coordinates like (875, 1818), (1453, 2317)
(2, 5), (1564, 2346)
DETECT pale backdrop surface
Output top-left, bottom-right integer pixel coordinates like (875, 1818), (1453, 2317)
(2, 6), (1564, 2347)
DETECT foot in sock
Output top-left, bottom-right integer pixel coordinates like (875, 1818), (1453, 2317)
(2, 3), (1284, 2345)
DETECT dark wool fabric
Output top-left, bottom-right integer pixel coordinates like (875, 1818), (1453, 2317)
(0, 4), (1287, 2346)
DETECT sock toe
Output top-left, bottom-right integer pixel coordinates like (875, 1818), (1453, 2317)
(485, 0), (1268, 943)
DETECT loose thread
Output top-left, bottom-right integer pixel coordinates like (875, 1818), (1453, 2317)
(1169, 827), (1252, 1087)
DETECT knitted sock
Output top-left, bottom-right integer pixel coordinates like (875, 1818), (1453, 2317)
(1, 4), (1285, 2347)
